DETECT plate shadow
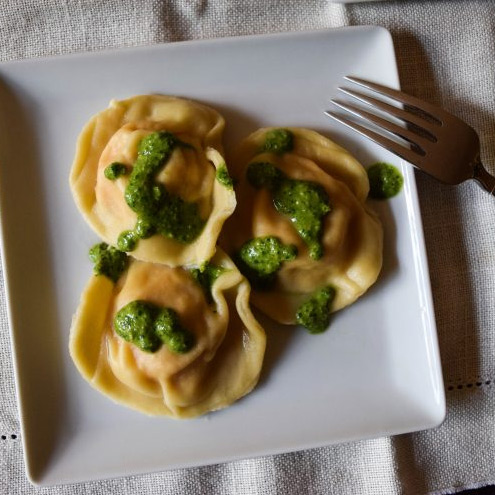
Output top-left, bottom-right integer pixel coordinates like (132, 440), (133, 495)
(0, 79), (67, 482)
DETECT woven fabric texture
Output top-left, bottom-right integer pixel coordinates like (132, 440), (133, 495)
(1, 1), (494, 494)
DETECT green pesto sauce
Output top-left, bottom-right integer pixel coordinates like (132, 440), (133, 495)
(262, 128), (293, 154)
(247, 161), (331, 259)
(215, 165), (234, 190)
(154, 193), (204, 243)
(273, 179), (330, 260)
(114, 301), (161, 353)
(296, 286), (336, 334)
(119, 131), (205, 251)
(367, 162), (404, 200)
(246, 161), (283, 190)
(190, 262), (225, 303)
(88, 242), (128, 283)
(114, 300), (194, 354)
(135, 216), (155, 239)
(104, 162), (128, 180)
(117, 230), (138, 252)
(154, 307), (195, 354)
(237, 236), (297, 289)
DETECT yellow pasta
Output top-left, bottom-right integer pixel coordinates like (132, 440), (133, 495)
(221, 127), (383, 329)
(70, 95), (236, 267)
(69, 249), (266, 418)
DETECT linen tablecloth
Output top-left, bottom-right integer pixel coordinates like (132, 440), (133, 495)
(1, 1), (494, 493)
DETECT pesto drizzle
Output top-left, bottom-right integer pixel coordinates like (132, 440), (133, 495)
(112, 131), (206, 252)
(104, 162), (128, 180)
(367, 162), (404, 200)
(114, 301), (161, 352)
(190, 262), (225, 303)
(262, 128), (293, 154)
(296, 286), (335, 334)
(114, 300), (195, 354)
(236, 236), (297, 289)
(154, 307), (195, 354)
(247, 161), (331, 259)
(117, 230), (138, 252)
(88, 242), (128, 283)
(215, 165), (234, 190)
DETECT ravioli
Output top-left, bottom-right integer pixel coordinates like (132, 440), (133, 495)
(221, 127), (383, 329)
(70, 95), (236, 266)
(69, 249), (266, 418)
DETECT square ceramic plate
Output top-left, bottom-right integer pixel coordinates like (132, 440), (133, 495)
(0, 26), (445, 486)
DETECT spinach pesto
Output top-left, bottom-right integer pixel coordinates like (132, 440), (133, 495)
(154, 307), (195, 354)
(296, 286), (336, 334)
(88, 242), (128, 283)
(190, 262), (225, 303)
(262, 128), (293, 154)
(236, 236), (297, 288)
(117, 230), (138, 252)
(367, 162), (404, 200)
(112, 131), (205, 252)
(247, 161), (331, 259)
(215, 165), (234, 190)
(114, 301), (160, 352)
(104, 162), (128, 180)
(114, 300), (195, 354)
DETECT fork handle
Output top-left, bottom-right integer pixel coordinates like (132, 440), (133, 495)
(473, 158), (495, 194)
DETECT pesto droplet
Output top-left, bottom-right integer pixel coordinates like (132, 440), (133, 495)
(246, 161), (331, 259)
(123, 131), (206, 249)
(247, 161), (283, 190)
(114, 301), (161, 353)
(216, 165), (234, 189)
(273, 179), (331, 260)
(137, 131), (178, 167)
(104, 162), (128, 180)
(154, 192), (205, 244)
(88, 242), (128, 283)
(296, 286), (335, 334)
(114, 301), (195, 354)
(154, 308), (195, 354)
(135, 216), (155, 239)
(237, 236), (297, 288)
(263, 129), (293, 154)
(367, 162), (403, 200)
(117, 230), (138, 252)
(190, 262), (225, 303)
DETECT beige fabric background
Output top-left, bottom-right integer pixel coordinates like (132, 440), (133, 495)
(1, 1), (494, 493)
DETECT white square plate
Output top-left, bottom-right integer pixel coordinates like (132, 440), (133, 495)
(0, 26), (444, 486)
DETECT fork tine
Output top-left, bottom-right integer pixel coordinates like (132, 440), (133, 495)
(345, 76), (450, 124)
(331, 99), (431, 152)
(324, 110), (424, 165)
(338, 87), (440, 135)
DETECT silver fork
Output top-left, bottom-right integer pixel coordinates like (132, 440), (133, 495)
(325, 76), (495, 194)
